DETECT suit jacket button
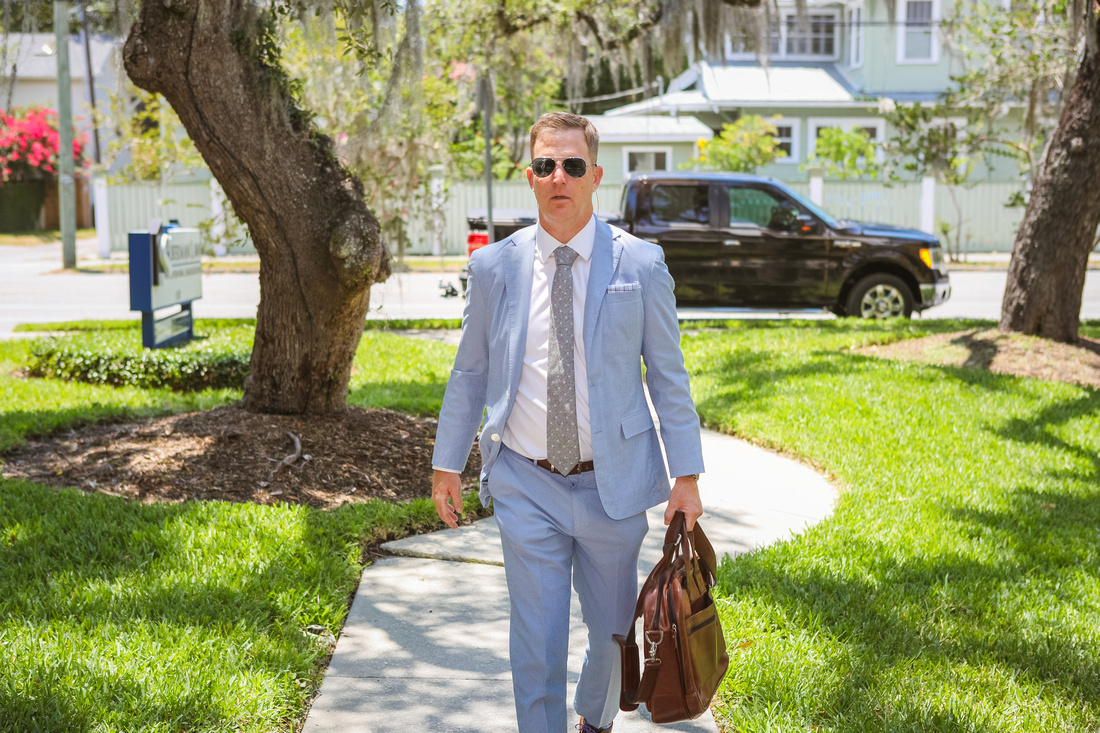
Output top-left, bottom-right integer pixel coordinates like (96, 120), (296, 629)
(491, 433), (500, 441)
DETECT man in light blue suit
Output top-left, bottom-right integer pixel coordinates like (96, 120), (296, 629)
(432, 112), (705, 733)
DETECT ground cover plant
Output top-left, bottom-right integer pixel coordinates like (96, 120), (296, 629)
(27, 326), (254, 391)
(0, 320), (476, 732)
(680, 319), (1100, 732)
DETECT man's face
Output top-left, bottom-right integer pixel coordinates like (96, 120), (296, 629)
(526, 129), (602, 234)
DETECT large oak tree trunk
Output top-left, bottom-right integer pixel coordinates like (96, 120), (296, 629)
(1000, 23), (1100, 343)
(124, 0), (391, 414)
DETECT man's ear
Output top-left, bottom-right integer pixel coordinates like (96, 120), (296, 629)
(592, 164), (603, 189)
(526, 166), (534, 189)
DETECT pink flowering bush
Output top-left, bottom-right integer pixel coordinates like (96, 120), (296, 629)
(0, 106), (86, 184)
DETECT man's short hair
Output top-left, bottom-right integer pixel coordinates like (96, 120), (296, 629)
(529, 112), (599, 164)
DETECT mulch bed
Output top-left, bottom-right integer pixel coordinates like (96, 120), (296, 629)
(1, 404), (482, 510)
(854, 328), (1100, 389)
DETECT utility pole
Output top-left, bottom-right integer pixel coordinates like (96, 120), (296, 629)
(80, 1), (101, 164)
(54, 1), (77, 269)
(479, 72), (494, 244)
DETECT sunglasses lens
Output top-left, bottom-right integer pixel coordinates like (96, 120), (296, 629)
(532, 158), (557, 178)
(562, 158), (587, 178)
(531, 157), (589, 178)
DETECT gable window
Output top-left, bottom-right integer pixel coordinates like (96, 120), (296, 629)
(623, 146), (673, 178)
(847, 6), (864, 68)
(726, 10), (839, 60)
(898, 0), (939, 63)
(786, 14), (836, 56)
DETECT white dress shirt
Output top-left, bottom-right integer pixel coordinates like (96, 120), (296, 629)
(502, 216), (595, 463)
(433, 217), (596, 474)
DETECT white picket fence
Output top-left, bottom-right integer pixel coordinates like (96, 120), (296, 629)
(100, 177), (1029, 256)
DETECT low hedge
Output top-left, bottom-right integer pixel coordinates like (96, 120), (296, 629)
(27, 326), (253, 392)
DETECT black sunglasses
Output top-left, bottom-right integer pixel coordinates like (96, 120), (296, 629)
(531, 157), (590, 179)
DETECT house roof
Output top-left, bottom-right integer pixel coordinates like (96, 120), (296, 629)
(606, 62), (880, 116)
(589, 115), (713, 143)
(2, 33), (118, 82)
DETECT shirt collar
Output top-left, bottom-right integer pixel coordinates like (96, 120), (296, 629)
(535, 215), (596, 264)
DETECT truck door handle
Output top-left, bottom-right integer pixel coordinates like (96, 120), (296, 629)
(723, 239), (741, 247)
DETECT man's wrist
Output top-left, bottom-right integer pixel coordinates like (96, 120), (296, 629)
(433, 466), (462, 474)
(676, 473), (700, 482)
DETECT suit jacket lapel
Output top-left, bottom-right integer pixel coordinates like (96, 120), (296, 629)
(584, 219), (622, 352)
(504, 229), (536, 390)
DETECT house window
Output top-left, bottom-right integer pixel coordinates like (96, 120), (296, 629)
(623, 146), (673, 178)
(775, 126), (793, 157)
(899, 0), (938, 63)
(847, 6), (864, 68)
(785, 14), (836, 57)
(770, 118), (800, 163)
(807, 117), (885, 163)
(725, 10), (838, 60)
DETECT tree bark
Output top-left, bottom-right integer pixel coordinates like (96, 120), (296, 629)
(1000, 20), (1100, 343)
(124, 0), (390, 414)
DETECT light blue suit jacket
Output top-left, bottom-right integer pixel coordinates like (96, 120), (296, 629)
(432, 219), (705, 520)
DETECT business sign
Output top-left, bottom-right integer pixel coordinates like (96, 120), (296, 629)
(129, 223), (204, 349)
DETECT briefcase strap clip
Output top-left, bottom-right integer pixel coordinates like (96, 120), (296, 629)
(645, 630), (664, 664)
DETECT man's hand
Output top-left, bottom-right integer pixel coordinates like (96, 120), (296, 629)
(432, 470), (464, 529)
(664, 475), (703, 531)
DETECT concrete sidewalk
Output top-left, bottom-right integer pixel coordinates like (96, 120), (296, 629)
(303, 429), (837, 733)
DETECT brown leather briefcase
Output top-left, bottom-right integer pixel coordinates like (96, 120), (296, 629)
(613, 511), (730, 724)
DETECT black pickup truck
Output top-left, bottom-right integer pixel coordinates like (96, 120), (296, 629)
(464, 172), (951, 318)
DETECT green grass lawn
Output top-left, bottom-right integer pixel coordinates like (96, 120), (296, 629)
(0, 229), (97, 247)
(679, 319), (1100, 732)
(0, 322), (465, 732)
(3, 317), (1099, 731)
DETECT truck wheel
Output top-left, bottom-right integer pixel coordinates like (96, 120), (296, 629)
(845, 274), (913, 319)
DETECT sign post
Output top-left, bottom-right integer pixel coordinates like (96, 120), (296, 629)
(129, 222), (203, 348)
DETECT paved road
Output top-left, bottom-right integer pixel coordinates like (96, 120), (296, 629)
(2, 241), (1098, 336)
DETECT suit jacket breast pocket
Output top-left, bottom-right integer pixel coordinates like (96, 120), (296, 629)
(604, 288), (642, 304)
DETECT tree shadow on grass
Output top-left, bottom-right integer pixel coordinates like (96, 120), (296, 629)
(691, 348), (873, 419)
(722, 507), (1100, 731)
(992, 392), (1100, 484)
(0, 479), (354, 731)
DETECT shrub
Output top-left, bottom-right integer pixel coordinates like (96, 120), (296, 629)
(27, 326), (252, 392)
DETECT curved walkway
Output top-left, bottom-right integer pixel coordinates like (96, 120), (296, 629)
(303, 428), (837, 733)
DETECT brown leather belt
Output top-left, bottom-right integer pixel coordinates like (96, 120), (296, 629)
(534, 458), (595, 477)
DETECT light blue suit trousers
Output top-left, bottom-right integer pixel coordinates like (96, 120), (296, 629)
(491, 446), (648, 731)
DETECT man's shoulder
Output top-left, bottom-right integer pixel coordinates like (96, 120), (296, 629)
(471, 225), (536, 265)
(468, 226), (536, 274)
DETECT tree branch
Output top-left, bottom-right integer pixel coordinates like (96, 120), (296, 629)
(494, 0), (551, 37)
(575, 4), (664, 52)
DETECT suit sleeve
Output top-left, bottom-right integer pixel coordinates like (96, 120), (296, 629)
(431, 253), (491, 472)
(639, 249), (705, 478)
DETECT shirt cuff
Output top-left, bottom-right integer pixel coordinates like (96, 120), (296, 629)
(432, 466), (462, 474)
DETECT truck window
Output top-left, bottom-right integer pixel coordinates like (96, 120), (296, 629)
(650, 185), (710, 225)
(728, 187), (787, 228)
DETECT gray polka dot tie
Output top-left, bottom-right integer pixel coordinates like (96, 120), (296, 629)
(546, 245), (580, 476)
